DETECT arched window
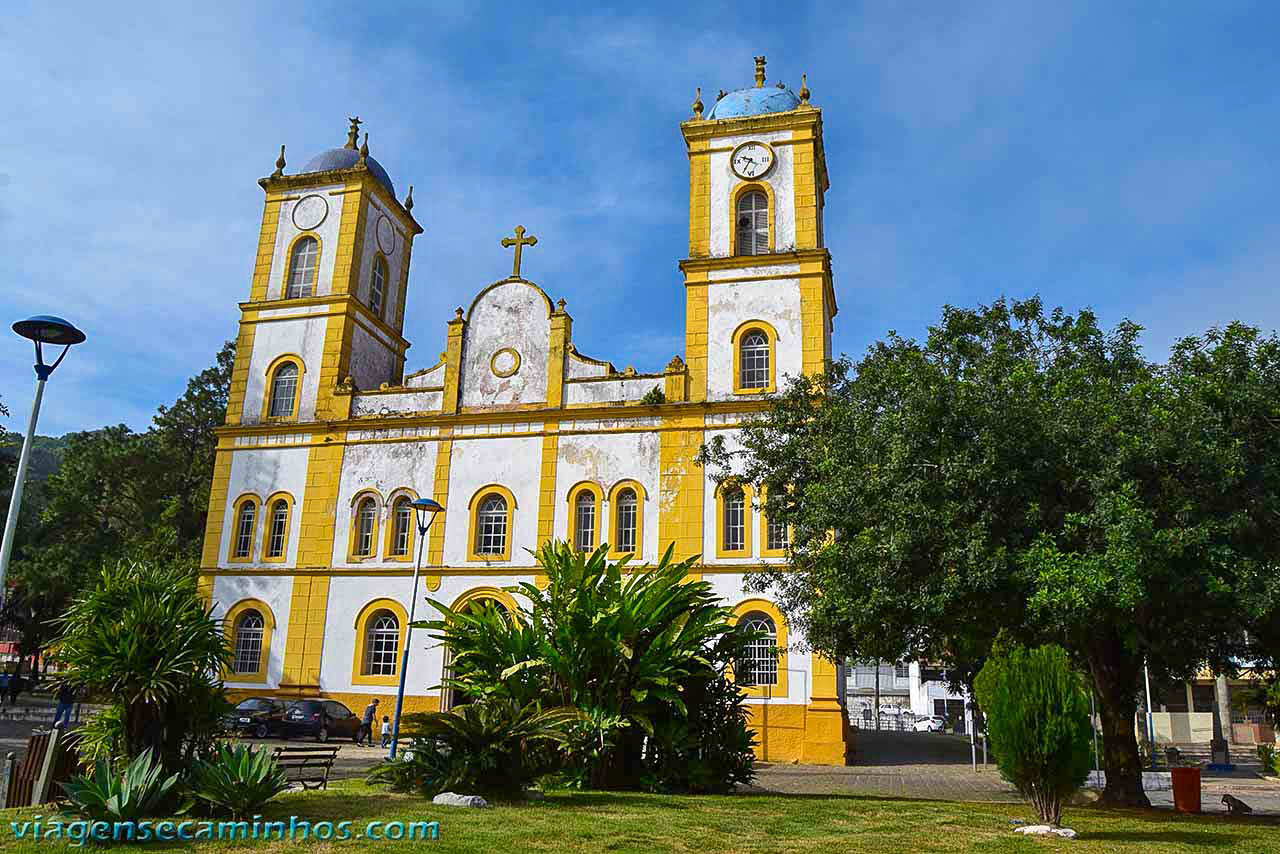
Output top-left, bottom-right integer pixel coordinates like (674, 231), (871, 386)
(370, 256), (387, 318)
(574, 491), (596, 552)
(739, 612), (779, 686)
(232, 610), (265, 674)
(363, 610), (400, 676)
(354, 497), (377, 557)
(268, 362), (300, 418)
(614, 488), (638, 554)
(475, 494), (507, 556)
(722, 487), (747, 553)
(265, 498), (289, 559)
(389, 496), (412, 557)
(232, 498), (257, 559)
(735, 191), (768, 256)
(286, 236), (320, 299)
(739, 331), (770, 390)
(765, 515), (788, 552)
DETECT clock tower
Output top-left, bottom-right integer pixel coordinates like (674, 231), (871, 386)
(678, 56), (836, 404)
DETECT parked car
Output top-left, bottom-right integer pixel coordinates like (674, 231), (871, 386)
(225, 697), (289, 738)
(913, 715), (946, 733)
(281, 699), (361, 742)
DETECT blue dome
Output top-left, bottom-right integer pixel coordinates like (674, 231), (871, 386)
(707, 86), (801, 120)
(300, 147), (395, 197)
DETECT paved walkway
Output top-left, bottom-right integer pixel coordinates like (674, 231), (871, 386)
(751, 730), (1280, 816)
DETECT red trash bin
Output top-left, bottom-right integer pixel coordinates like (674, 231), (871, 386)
(1170, 767), (1201, 813)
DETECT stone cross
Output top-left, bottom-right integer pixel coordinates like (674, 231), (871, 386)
(501, 225), (538, 278)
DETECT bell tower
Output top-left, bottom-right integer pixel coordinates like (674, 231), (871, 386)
(225, 119), (424, 427)
(678, 58), (836, 404)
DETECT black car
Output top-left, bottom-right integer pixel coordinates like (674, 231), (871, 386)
(281, 699), (361, 742)
(225, 697), (288, 738)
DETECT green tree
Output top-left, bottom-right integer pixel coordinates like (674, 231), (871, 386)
(704, 299), (1280, 807)
(974, 643), (1092, 826)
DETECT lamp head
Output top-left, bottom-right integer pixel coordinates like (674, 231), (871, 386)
(13, 315), (86, 346)
(409, 497), (444, 533)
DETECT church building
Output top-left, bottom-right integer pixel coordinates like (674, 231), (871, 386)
(200, 56), (852, 764)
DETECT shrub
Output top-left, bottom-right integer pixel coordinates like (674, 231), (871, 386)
(974, 644), (1092, 826)
(188, 743), (290, 819)
(643, 664), (757, 793)
(641, 387), (666, 405)
(1258, 744), (1279, 776)
(373, 700), (579, 798)
(61, 748), (181, 822)
(55, 559), (232, 772)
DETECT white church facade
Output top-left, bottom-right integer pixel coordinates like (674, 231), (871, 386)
(199, 57), (853, 764)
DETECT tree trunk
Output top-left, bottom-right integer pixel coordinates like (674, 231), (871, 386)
(1086, 635), (1151, 808)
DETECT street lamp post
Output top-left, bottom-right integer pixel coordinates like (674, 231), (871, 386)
(0, 316), (86, 604)
(388, 496), (444, 759)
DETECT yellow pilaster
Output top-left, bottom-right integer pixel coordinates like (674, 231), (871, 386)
(224, 320), (258, 426)
(687, 137), (711, 257)
(442, 313), (466, 415)
(802, 652), (854, 765)
(547, 307), (571, 409)
(534, 430), (560, 588)
(663, 356), (687, 403)
(425, 432), (453, 592)
(200, 438), (236, 567)
(331, 182), (368, 296)
(247, 194), (284, 303)
(684, 276), (708, 404)
(799, 275), (827, 376)
(657, 414), (704, 562)
(791, 126), (820, 251)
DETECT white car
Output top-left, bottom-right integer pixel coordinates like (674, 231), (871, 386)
(913, 716), (946, 732)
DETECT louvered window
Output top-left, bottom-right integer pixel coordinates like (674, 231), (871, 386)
(735, 191), (768, 255)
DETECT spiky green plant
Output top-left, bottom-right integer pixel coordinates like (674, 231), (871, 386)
(187, 743), (290, 819)
(61, 748), (181, 822)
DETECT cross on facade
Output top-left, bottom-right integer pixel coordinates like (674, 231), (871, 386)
(501, 225), (538, 278)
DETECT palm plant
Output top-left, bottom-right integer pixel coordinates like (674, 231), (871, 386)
(54, 559), (231, 770)
(61, 748), (181, 822)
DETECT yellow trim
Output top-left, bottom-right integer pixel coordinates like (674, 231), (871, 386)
(490, 347), (521, 378)
(224, 598), (276, 684)
(715, 481), (754, 559)
(758, 486), (790, 558)
(606, 479), (646, 559)
(279, 231), (323, 300)
(351, 597), (409, 686)
(260, 491), (295, 563)
(731, 319), (778, 395)
(261, 353), (306, 423)
(687, 135), (710, 257)
(685, 281), (708, 403)
(730, 599), (789, 698)
(566, 481), (604, 553)
(227, 493), (261, 564)
(347, 489), (383, 562)
(426, 433), (453, 591)
(657, 412), (705, 562)
(467, 484), (516, 562)
(383, 489), (419, 563)
(450, 585), (520, 616)
(730, 182), (776, 257)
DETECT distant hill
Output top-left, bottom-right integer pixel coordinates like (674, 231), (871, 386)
(0, 434), (70, 485)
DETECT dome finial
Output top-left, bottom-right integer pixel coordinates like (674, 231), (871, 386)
(345, 116), (362, 150)
(271, 144), (286, 178)
(754, 55), (766, 88)
(799, 73), (810, 105)
(358, 133), (370, 166)
(691, 87), (703, 119)
(405, 184), (414, 212)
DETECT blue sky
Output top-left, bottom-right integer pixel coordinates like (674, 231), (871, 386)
(2, 1), (1278, 435)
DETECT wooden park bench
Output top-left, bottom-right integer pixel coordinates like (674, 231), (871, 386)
(271, 745), (340, 790)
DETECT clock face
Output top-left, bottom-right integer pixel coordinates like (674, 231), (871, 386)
(731, 141), (775, 179)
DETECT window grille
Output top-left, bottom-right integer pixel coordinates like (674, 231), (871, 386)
(370, 257), (386, 316)
(354, 498), (376, 557)
(475, 495), (508, 555)
(363, 612), (399, 676)
(286, 237), (319, 298)
(232, 610), (264, 674)
(766, 515), (788, 551)
(574, 492), (596, 552)
(723, 488), (746, 551)
(391, 499), (411, 556)
(234, 501), (256, 558)
(266, 499), (288, 558)
(740, 613), (779, 686)
(615, 488), (638, 553)
(739, 331), (770, 389)
(268, 363), (299, 418)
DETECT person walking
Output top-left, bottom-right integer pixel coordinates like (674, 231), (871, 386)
(6, 670), (21, 707)
(359, 698), (379, 746)
(53, 683), (76, 728)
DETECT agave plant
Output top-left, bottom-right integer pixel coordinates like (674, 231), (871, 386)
(61, 748), (181, 822)
(188, 743), (290, 819)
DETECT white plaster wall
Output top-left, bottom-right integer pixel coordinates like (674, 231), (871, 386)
(405, 362), (446, 388)
(219, 447), (311, 568)
(267, 184), (345, 299)
(699, 428), (770, 565)
(564, 377), (660, 406)
(567, 353), (612, 379)
(709, 130), (795, 257)
(348, 323), (397, 391)
(242, 315), (328, 424)
(460, 283), (551, 408)
(356, 197), (407, 322)
(553, 431), (662, 562)
(706, 278), (803, 402)
(442, 436), (542, 566)
(705, 572), (810, 705)
(211, 574), (294, 690)
(351, 390), (443, 416)
(331, 438), (441, 567)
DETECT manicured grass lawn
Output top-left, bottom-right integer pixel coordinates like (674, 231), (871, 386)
(2, 780), (1276, 852)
